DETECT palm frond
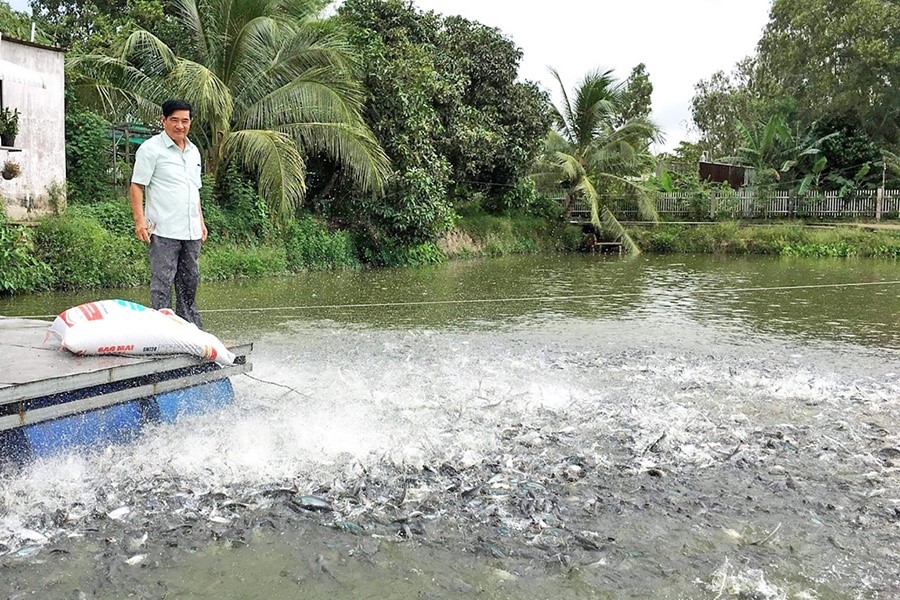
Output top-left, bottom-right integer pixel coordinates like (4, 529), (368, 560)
(167, 59), (235, 130)
(170, 0), (210, 63)
(548, 66), (576, 143)
(290, 121), (391, 193)
(239, 68), (365, 129)
(119, 29), (179, 76)
(222, 129), (308, 220)
(600, 207), (640, 255)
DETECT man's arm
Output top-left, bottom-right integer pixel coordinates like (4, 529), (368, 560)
(130, 183), (150, 243)
(199, 199), (207, 242)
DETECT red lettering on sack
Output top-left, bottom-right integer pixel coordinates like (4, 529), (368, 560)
(97, 345), (134, 353)
(78, 303), (104, 321)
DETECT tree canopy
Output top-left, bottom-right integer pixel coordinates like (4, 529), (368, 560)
(337, 0), (551, 244)
(691, 0), (900, 190)
(68, 0), (390, 221)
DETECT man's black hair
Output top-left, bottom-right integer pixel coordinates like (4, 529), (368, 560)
(162, 99), (193, 118)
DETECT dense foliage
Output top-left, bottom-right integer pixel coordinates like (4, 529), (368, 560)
(0, 212), (52, 293)
(337, 0), (552, 244)
(691, 0), (900, 191)
(65, 110), (118, 205)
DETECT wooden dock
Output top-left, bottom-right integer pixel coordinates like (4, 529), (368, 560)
(0, 317), (252, 436)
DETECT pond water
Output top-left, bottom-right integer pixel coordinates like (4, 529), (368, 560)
(1, 254), (899, 599)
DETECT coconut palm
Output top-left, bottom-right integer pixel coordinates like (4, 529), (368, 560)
(69, 0), (390, 221)
(533, 68), (661, 254)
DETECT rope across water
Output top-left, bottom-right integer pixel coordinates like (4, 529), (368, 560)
(4, 280), (900, 320)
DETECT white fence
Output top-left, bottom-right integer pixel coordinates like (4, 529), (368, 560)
(567, 189), (900, 221)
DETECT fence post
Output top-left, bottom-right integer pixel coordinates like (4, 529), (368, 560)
(709, 191), (717, 219)
(876, 187), (883, 221)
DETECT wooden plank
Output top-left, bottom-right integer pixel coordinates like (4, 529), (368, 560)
(0, 361), (252, 431)
(0, 342), (252, 407)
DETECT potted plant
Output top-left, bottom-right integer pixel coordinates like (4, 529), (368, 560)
(0, 107), (20, 147)
(2, 160), (21, 180)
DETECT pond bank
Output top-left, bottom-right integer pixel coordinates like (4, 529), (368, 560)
(627, 221), (900, 258)
(3, 207), (900, 297)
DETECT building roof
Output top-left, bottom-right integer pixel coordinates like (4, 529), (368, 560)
(0, 31), (66, 53)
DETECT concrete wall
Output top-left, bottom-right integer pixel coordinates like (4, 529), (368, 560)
(0, 37), (66, 221)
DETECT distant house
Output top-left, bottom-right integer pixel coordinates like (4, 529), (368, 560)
(0, 33), (66, 221)
(698, 160), (751, 190)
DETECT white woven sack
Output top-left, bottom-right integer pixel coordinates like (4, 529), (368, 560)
(47, 299), (235, 366)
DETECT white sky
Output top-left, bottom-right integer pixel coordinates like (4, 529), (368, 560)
(6, 0), (772, 151)
(411, 0), (773, 152)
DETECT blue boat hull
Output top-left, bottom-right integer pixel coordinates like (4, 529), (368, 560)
(0, 378), (234, 462)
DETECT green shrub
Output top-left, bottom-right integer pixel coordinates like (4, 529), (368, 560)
(646, 228), (679, 253)
(210, 167), (274, 243)
(360, 239), (445, 267)
(69, 200), (135, 237)
(284, 216), (359, 271)
(66, 110), (117, 205)
(33, 215), (146, 289)
(200, 243), (288, 280)
(0, 217), (52, 293)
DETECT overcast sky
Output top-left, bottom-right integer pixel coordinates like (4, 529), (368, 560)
(6, 0), (772, 151)
(411, 0), (773, 152)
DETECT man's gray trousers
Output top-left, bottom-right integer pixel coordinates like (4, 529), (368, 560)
(149, 235), (203, 328)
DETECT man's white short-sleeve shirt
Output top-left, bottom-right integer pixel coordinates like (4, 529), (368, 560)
(131, 132), (203, 241)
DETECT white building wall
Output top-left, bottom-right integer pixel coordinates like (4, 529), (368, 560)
(0, 37), (66, 221)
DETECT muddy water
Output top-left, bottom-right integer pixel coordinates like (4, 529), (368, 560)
(1, 254), (899, 599)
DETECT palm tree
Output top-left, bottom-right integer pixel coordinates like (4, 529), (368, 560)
(69, 0), (391, 221)
(533, 68), (661, 254)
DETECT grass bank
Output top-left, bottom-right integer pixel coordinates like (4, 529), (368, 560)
(630, 222), (900, 258)
(6, 202), (898, 296)
(443, 209), (583, 258)
(0, 202), (580, 294)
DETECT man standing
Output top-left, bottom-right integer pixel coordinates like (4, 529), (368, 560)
(130, 99), (207, 328)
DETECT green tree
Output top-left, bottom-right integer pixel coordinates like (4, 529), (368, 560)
(30, 0), (169, 52)
(437, 15), (551, 197)
(616, 63), (653, 126)
(337, 0), (455, 243)
(755, 0), (900, 150)
(534, 68), (660, 254)
(0, 1), (50, 42)
(337, 0), (550, 242)
(68, 0), (390, 221)
(690, 59), (760, 160)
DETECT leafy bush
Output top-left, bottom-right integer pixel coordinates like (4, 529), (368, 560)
(66, 110), (117, 205)
(201, 243), (288, 280)
(33, 215), (147, 289)
(284, 216), (359, 271)
(645, 228), (679, 253)
(211, 167), (274, 243)
(0, 216), (52, 293)
(359, 239), (445, 267)
(68, 200), (135, 236)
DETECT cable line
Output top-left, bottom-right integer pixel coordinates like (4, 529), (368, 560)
(4, 279), (900, 320)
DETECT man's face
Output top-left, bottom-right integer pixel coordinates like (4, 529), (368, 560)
(162, 109), (192, 144)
